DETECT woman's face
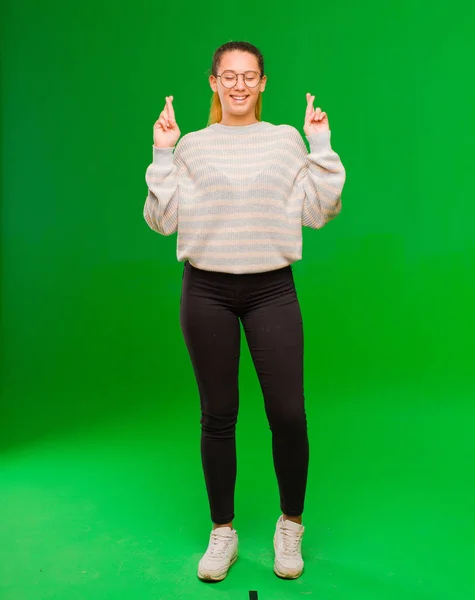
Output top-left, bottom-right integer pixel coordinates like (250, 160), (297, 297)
(209, 50), (267, 125)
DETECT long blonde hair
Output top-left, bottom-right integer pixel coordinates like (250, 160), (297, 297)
(207, 41), (265, 127)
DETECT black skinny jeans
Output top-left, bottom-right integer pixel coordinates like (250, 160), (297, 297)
(179, 260), (310, 525)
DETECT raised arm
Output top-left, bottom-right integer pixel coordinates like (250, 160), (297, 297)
(295, 93), (346, 229)
(143, 96), (184, 236)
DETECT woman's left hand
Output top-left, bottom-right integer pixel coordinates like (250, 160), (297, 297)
(303, 92), (330, 136)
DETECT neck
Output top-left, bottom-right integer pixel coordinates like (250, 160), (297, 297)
(219, 115), (259, 127)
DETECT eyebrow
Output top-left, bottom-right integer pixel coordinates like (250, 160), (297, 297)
(220, 69), (259, 73)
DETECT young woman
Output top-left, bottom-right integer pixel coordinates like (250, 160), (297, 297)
(144, 40), (346, 582)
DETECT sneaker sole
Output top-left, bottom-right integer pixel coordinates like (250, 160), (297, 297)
(274, 563), (304, 579)
(197, 552), (238, 582)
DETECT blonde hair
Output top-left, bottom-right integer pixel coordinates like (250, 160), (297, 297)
(207, 41), (265, 127)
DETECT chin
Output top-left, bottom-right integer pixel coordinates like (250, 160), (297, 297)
(228, 103), (255, 113)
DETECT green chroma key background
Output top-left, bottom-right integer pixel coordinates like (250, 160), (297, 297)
(1, 0), (474, 598)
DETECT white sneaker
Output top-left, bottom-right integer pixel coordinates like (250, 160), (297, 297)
(273, 515), (305, 579)
(197, 526), (238, 581)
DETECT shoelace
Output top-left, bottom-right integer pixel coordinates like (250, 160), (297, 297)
(208, 531), (234, 557)
(279, 527), (302, 557)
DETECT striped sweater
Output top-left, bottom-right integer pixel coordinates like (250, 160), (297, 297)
(144, 120), (346, 274)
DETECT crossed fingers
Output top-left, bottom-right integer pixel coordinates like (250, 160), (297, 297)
(306, 92), (326, 122)
(157, 96), (175, 131)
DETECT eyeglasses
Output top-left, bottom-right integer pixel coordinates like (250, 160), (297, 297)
(217, 70), (262, 88)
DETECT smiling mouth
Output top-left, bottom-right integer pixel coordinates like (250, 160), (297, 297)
(230, 96), (249, 102)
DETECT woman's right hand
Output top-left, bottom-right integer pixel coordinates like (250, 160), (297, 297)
(153, 96), (181, 148)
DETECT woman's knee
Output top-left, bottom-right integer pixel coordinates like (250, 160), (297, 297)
(267, 407), (308, 434)
(200, 409), (239, 439)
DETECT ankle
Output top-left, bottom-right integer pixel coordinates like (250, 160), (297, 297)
(282, 514), (302, 525)
(213, 522), (233, 530)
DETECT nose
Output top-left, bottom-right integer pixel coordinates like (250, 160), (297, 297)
(233, 74), (247, 90)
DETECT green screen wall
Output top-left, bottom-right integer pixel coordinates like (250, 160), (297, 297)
(1, 0), (474, 598)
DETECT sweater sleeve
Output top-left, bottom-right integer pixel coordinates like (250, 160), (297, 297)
(292, 129), (346, 229)
(143, 136), (189, 236)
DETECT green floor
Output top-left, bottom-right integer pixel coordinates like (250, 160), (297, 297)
(1, 380), (473, 600)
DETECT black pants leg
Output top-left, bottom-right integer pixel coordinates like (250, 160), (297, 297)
(179, 261), (309, 525)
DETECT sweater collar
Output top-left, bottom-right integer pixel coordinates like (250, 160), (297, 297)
(209, 121), (272, 135)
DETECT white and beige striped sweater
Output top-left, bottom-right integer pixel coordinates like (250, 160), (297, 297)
(144, 120), (346, 274)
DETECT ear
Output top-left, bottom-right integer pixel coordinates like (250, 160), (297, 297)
(209, 75), (218, 93)
(259, 75), (267, 93)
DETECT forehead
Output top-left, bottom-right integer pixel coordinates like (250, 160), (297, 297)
(219, 50), (259, 72)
